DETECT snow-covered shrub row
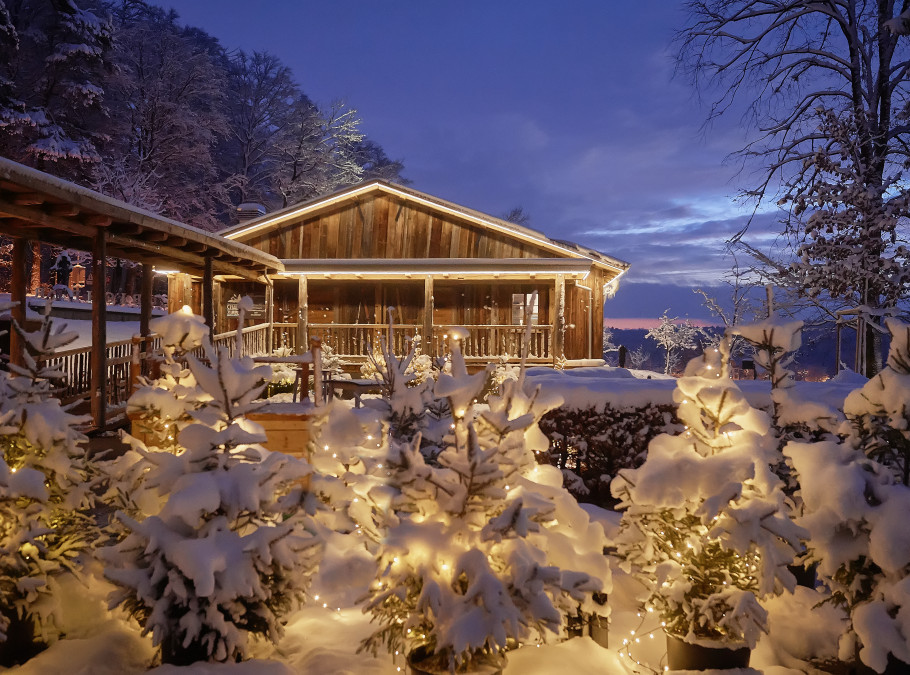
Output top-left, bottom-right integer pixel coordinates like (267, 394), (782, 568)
(537, 403), (680, 506)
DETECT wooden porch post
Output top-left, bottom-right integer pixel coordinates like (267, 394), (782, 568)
(423, 276), (434, 355)
(554, 274), (565, 361)
(264, 276), (274, 353)
(91, 231), (107, 429)
(202, 255), (214, 332)
(10, 237), (27, 367)
(592, 271), (604, 360)
(296, 276), (308, 355)
(140, 263), (152, 338)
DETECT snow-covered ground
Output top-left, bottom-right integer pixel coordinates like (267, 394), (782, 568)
(7, 527), (814, 675)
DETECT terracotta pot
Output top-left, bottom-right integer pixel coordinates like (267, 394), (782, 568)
(407, 646), (506, 675)
(0, 612), (45, 667)
(665, 633), (750, 671)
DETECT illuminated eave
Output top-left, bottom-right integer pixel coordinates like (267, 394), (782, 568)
(277, 257), (593, 279)
(221, 181), (629, 274)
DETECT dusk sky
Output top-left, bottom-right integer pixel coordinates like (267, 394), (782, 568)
(150, 0), (783, 324)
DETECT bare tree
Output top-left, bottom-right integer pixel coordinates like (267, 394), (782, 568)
(680, 1), (910, 375)
(646, 310), (706, 374)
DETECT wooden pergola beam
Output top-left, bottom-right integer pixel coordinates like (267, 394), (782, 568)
(9, 238), (26, 367)
(0, 197), (97, 238)
(91, 231), (107, 429)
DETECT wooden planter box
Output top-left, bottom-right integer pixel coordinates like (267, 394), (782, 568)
(247, 405), (312, 489)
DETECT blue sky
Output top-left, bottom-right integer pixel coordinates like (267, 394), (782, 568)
(150, 0), (783, 322)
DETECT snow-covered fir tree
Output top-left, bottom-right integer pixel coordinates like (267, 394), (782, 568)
(786, 407), (910, 671)
(105, 311), (322, 665)
(784, 318), (910, 670)
(0, 303), (97, 656)
(612, 336), (805, 649)
(843, 318), (910, 486)
(359, 335), (610, 673)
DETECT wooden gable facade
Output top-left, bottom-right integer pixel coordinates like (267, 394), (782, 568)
(219, 181), (629, 364)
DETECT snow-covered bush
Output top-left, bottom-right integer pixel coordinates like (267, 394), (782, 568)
(362, 320), (436, 443)
(537, 402), (680, 506)
(359, 337), (610, 673)
(785, 318), (910, 671)
(104, 324), (321, 665)
(611, 337), (805, 649)
(0, 304), (97, 655)
(125, 306), (211, 454)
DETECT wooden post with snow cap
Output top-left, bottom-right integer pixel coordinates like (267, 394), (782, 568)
(129, 334), (143, 394)
(310, 336), (322, 406)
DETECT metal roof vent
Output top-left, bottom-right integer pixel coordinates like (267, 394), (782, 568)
(236, 202), (267, 222)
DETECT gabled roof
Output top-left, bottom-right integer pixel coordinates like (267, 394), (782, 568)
(219, 180), (629, 275)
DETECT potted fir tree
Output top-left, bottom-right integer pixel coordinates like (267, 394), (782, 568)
(358, 334), (611, 674)
(611, 335), (805, 670)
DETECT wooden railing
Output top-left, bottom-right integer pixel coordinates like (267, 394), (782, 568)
(306, 323), (551, 360)
(271, 323), (299, 353)
(211, 323), (271, 357)
(430, 325), (551, 360)
(39, 334), (162, 409)
(307, 323), (420, 357)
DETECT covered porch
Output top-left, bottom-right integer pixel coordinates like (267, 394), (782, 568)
(219, 257), (601, 365)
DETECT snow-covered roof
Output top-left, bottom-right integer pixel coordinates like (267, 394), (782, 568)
(219, 180), (630, 276)
(0, 157), (283, 281)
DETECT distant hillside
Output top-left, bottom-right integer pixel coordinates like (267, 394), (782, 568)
(605, 325), (864, 379)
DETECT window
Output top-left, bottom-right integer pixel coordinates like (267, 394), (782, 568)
(511, 293), (539, 325)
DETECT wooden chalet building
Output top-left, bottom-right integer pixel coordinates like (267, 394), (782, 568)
(215, 181), (629, 364)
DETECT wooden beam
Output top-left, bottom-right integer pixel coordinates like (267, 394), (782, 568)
(202, 255), (214, 331)
(10, 192), (44, 206)
(265, 278), (274, 352)
(423, 276), (433, 354)
(140, 263), (153, 338)
(48, 204), (80, 217)
(297, 276), (307, 355)
(0, 197), (97, 238)
(105, 232), (262, 281)
(554, 274), (565, 361)
(91, 231), (107, 429)
(83, 215), (112, 227)
(10, 238), (26, 367)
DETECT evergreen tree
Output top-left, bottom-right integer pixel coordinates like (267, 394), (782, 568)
(0, 302), (97, 654)
(359, 336), (609, 672)
(105, 310), (321, 665)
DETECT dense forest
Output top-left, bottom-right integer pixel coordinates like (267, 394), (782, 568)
(0, 0), (406, 232)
